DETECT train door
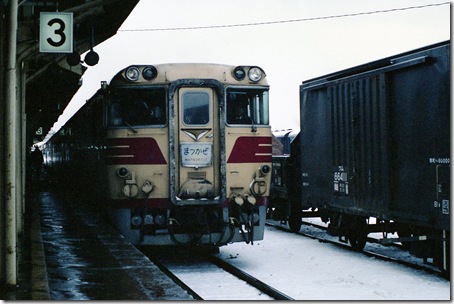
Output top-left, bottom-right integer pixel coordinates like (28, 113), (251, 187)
(175, 87), (220, 201)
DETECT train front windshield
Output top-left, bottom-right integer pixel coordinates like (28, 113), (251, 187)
(106, 88), (167, 127)
(227, 88), (269, 125)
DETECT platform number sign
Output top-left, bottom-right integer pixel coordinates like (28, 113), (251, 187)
(39, 12), (73, 53)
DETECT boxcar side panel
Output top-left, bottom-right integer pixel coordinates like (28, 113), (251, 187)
(387, 43), (450, 229)
(299, 88), (334, 209)
(299, 42), (450, 230)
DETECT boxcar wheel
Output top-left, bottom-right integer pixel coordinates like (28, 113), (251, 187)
(347, 217), (368, 251)
(348, 234), (367, 251)
(288, 215), (301, 233)
(288, 201), (302, 232)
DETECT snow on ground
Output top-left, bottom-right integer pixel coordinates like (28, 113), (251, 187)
(216, 225), (450, 301)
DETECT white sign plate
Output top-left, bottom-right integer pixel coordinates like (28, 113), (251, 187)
(40, 12), (73, 53)
(180, 143), (213, 167)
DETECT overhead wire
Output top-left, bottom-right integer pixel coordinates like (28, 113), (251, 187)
(118, 2), (450, 32)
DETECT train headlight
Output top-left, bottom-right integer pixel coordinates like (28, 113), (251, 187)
(117, 167), (129, 178)
(233, 66), (246, 80)
(260, 164), (271, 176)
(142, 66), (158, 80)
(125, 66), (140, 81)
(248, 67), (263, 82)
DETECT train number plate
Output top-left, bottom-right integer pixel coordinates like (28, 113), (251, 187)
(180, 143), (212, 167)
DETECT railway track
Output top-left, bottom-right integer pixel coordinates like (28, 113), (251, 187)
(266, 220), (445, 279)
(139, 247), (293, 300)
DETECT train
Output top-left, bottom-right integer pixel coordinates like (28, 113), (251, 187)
(43, 63), (273, 247)
(269, 41), (450, 272)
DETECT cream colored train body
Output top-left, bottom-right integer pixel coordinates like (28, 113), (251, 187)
(100, 63), (272, 246)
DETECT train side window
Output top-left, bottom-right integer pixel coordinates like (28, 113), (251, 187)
(182, 91), (210, 125)
(227, 88), (269, 126)
(106, 88), (167, 127)
(108, 101), (123, 126)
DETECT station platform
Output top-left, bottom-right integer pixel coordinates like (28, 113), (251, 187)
(4, 178), (193, 300)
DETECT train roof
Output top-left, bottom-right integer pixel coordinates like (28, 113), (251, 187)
(301, 40), (450, 87)
(108, 63), (269, 86)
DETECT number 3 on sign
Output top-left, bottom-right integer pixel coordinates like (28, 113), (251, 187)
(39, 12), (73, 53)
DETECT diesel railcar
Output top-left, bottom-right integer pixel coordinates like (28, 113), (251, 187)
(269, 41), (450, 272)
(44, 63), (272, 247)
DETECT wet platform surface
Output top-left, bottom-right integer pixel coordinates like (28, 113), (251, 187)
(37, 190), (193, 300)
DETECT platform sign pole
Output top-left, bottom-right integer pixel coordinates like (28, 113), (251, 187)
(5, 0), (18, 288)
(20, 62), (28, 236)
(16, 64), (25, 237)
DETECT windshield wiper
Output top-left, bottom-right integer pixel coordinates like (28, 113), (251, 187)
(124, 121), (138, 133)
(250, 117), (257, 133)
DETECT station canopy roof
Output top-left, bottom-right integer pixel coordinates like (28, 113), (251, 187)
(12, 0), (139, 142)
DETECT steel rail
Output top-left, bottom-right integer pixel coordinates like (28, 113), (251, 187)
(146, 253), (202, 300)
(199, 252), (294, 300)
(143, 247), (293, 300)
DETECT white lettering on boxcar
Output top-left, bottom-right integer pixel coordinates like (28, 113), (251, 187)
(429, 158), (450, 164)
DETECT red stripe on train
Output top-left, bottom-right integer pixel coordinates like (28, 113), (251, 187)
(106, 137), (167, 165)
(227, 136), (272, 163)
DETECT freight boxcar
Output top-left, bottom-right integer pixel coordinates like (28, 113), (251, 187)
(271, 41), (450, 272)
